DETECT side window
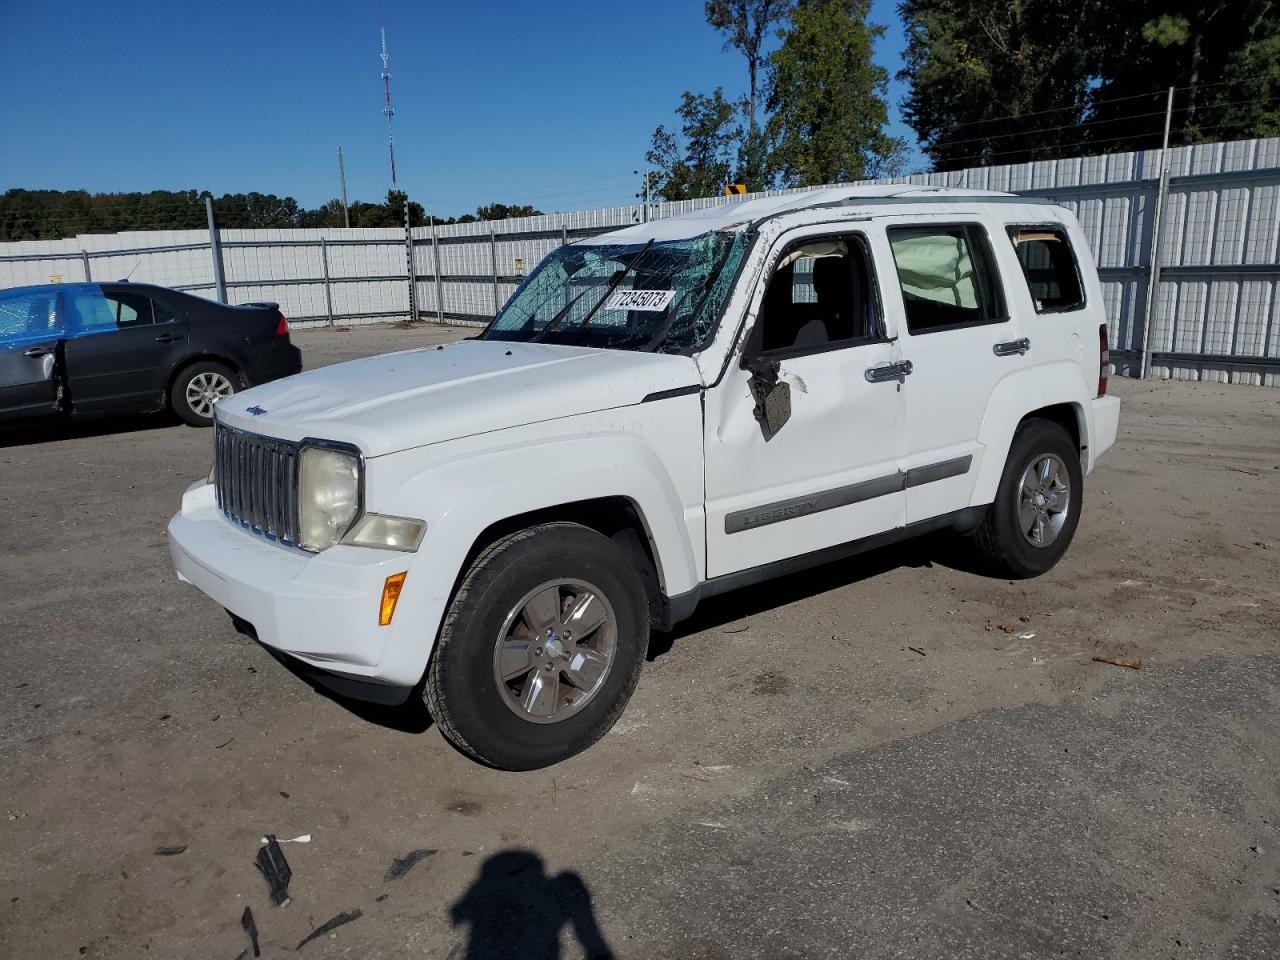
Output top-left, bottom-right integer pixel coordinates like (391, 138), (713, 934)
(1007, 226), (1085, 312)
(106, 292), (154, 328)
(152, 298), (180, 325)
(888, 225), (1005, 334)
(756, 234), (880, 354)
(0, 292), (60, 344)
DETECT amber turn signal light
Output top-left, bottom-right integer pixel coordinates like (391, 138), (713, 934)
(379, 572), (408, 626)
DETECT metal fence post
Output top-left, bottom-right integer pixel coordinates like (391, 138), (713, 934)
(431, 225), (445, 324)
(320, 237), (335, 327)
(561, 224), (568, 247)
(1138, 87), (1175, 380)
(204, 195), (227, 303)
(490, 228), (499, 316)
(404, 201), (418, 322)
(80, 250), (91, 282)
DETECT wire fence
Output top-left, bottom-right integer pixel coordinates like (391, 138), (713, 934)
(2, 136), (1278, 385)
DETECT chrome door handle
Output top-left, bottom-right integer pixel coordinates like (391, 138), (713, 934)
(993, 338), (1030, 357)
(153, 334), (182, 343)
(23, 345), (55, 358)
(865, 360), (913, 383)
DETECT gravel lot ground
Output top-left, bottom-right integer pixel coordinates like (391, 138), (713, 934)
(2, 323), (1279, 959)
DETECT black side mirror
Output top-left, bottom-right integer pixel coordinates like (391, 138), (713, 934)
(743, 354), (792, 439)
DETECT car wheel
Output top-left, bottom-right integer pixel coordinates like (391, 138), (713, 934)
(425, 522), (648, 770)
(971, 418), (1083, 579)
(172, 361), (237, 427)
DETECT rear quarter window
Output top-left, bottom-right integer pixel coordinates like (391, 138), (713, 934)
(1007, 226), (1085, 312)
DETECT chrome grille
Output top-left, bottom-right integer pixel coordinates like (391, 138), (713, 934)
(213, 422), (300, 547)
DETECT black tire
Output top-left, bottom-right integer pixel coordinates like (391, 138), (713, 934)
(971, 418), (1084, 579)
(171, 360), (238, 427)
(424, 522), (648, 770)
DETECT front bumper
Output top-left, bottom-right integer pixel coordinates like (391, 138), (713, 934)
(167, 481), (422, 700)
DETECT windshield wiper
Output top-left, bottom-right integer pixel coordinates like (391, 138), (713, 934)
(529, 290), (587, 343)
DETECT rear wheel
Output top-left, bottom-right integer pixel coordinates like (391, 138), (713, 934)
(171, 361), (237, 427)
(971, 418), (1083, 578)
(424, 522), (648, 770)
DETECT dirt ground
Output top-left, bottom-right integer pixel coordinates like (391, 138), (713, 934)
(2, 323), (1279, 959)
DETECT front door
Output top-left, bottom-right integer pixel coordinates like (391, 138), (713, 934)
(704, 227), (907, 579)
(882, 219), (1027, 524)
(0, 289), (63, 422)
(62, 286), (189, 413)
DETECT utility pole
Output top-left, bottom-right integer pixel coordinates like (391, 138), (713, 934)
(1139, 86), (1175, 380)
(336, 147), (350, 228)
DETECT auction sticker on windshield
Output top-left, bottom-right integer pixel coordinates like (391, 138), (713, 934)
(607, 289), (675, 312)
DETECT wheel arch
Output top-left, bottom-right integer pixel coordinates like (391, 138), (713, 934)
(971, 361), (1091, 506)
(454, 497), (668, 629)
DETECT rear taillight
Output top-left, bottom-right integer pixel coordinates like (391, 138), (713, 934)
(1097, 323), (1110, 397)
(275, 313), (289, 337)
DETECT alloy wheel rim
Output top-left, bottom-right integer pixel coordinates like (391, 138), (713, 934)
(186, 372), (234, 417)
(492, 578), (617, 725)
(1018, 453), (1071, 547)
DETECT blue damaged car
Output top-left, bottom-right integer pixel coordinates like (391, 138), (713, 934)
(0, 282), (301, 427)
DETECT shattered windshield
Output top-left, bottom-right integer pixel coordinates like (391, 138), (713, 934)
(484, 229), (749, 353)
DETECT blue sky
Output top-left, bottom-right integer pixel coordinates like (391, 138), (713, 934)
(0, 0), (919, 217)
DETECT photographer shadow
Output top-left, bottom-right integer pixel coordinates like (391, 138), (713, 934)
(448, 850), (615, 960)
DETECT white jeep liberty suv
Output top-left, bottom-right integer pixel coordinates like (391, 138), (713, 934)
(169, 186), (1121, 769)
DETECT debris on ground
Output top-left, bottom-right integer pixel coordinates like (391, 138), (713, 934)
(1019, 616), (1032, 624)
(153, 845), (187, 856)
(255, 836), (293, 906)
(296, 908), (362, 949)
(1093, 656), (1143, 670)
(259, 834), (311, 844)
(997, 624), (1016, 634)
(907, 646), (926, 657)
(384, 848), (438, 881)
(1019, 632), (1037, 641)
(722, 624), (749, 634)
(240, 906), (260, 958)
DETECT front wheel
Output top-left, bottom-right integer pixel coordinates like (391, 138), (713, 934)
(171, 361), (238, 427)
(971, 418), (1084, 578)
(424, 522), (648, 770)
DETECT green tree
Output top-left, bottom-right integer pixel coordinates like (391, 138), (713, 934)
(705, 0), (793, 189)
(1090, 1), (1279, 147)
(898, 0), (1100, 170)
(766, 0), (905, 185)
(646, 88), (743, 201)
(474, 203), (545, 220)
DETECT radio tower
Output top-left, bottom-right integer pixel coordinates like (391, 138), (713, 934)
(379, 15), (398, 188)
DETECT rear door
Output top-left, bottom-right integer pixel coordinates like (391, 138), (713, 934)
(62, 286), (189, 413)
(881, 218), (1027, 524)
(0, 289), (63, 422)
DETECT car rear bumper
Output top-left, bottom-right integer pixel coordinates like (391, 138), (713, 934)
(1087, 394), (1121, 473)
(243, 343), (302, 386)
(167, 481), (422, 699)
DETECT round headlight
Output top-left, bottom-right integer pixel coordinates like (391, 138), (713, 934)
(298, 445), (361, 551)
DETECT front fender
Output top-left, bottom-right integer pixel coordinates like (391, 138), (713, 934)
(374, 407), (705, 682)
(971, 360), (1091, 506)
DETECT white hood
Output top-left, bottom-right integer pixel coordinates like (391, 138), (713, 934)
(215, 339), (703, 457)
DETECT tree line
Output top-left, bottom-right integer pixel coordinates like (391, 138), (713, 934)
(0, 189), (544, 242)
(647, 0), (1279, 196)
